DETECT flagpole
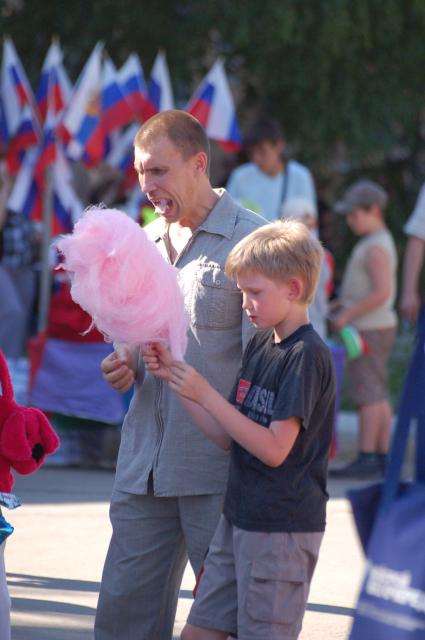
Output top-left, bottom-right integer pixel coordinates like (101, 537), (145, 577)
(37, 166), (53, 334)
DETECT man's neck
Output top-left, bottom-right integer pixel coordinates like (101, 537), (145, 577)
(177, 186), (219, 232)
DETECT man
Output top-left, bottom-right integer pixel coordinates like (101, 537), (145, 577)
(400, 183), (425, 324)
(94, 110), (265, 640)
(226, 118), (317, 221)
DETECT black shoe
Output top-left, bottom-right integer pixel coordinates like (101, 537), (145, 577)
(329, 453), (383, 480)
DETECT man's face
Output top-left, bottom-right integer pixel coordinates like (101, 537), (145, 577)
(249, 140), (284, 176)
(134, 136), (199, 223)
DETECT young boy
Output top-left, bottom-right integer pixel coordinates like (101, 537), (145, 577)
(330, 180), (398, 479)
(145, 220), (336, 639)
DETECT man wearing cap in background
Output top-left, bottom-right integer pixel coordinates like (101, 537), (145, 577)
(226, 118), (317, 221)
(329, 179), (398, 479)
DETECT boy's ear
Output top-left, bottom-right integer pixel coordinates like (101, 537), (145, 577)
(287, 277), (304, 301)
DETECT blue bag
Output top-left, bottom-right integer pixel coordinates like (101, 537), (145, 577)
(348, 309), (425, 639)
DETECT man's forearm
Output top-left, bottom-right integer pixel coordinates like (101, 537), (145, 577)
(402, 236), (425, 296)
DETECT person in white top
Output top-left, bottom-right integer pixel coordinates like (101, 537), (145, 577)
(400, 183), (425, 323)
(329, 180), (398, 480)
(226, 119), (317, 222)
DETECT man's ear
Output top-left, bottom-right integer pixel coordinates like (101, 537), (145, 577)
(287, 277), (304, 301)
(193, 151), (208, 176)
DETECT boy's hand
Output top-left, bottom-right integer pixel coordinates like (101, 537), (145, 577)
(143, 342), (173, 381)
(101, 347), (135, 392)
(169, 362), (210, 404)
(329, 310), (350, 331)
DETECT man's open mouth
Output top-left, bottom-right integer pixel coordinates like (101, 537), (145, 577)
(151, 199), (173, 215)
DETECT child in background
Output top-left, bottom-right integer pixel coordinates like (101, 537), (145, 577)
(145, 220), (336, 640)
(330, 180), (398, 479)
(281, 196), (334, 340)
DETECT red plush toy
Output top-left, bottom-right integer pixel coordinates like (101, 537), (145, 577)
(0, 350), (59, 493)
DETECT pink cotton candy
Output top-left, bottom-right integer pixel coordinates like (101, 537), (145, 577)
(56, 207), (188, 360)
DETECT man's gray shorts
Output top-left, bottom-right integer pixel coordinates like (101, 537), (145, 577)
(188, 515), (323, 640)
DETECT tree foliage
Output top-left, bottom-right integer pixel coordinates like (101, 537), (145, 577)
(3, 0), (425, 233)
(4, 1), (425, 162)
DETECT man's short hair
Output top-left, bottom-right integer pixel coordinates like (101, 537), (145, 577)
(134, 110), (210, 168)
(244, 118), (284, 151)
(225, 220), (323, 305)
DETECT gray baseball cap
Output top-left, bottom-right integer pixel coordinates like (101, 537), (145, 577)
(335, 179), (388, 214)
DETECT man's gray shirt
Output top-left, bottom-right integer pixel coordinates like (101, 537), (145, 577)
(114, 189), (265, 496)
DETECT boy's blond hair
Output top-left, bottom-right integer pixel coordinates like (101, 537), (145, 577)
(225, 219), (323, 305)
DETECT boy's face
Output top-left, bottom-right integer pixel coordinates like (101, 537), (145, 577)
(249, 140), (284, 176)
(237, 270), (295, 330)
(345, 205), (381, 235)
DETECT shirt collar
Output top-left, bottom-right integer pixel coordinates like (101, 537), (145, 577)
(150, 188), (238, 242)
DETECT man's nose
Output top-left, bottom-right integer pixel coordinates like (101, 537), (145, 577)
(139, 173), (155, 194)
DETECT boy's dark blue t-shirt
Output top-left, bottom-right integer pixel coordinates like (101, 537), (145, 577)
(223, 323), (336, 533)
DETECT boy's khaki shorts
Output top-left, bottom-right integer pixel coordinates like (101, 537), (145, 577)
(347, 327), (396, 407)
(188, 515), (323, 640)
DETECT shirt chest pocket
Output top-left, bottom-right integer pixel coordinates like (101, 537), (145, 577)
(191, 266), (242, 329)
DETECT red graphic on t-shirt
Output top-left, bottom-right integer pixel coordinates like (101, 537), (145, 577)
(236, 379), (251, 404)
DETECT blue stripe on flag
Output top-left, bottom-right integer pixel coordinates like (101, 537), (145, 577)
(148, 79), (161, 111)
(54, 192), (73, 232)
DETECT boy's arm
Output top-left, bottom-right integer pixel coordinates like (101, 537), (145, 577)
(170, 362), (300, 468)
(332, 245), (392, 329)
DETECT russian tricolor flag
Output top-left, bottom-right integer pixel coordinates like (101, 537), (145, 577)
(118, 53), (156, 122)
(148, 51), (174, 113)
(6, 104), (41, 174)
(101, 58), (134, 135)
(51, 145), (84, 234)
(36, 40), (72, 124)
(0, 95), (8, 153)
(62, 43), (103, 165)
(35, 66), (61, 179)
(7, 147), (42, 222)
(106, 122), (139, 191)
(1, 37), (39, 139)
(8, 142), (82, 236)
(186, 59), (242, 153)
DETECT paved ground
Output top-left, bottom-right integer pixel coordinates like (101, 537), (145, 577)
(4, 411), (411, 639)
